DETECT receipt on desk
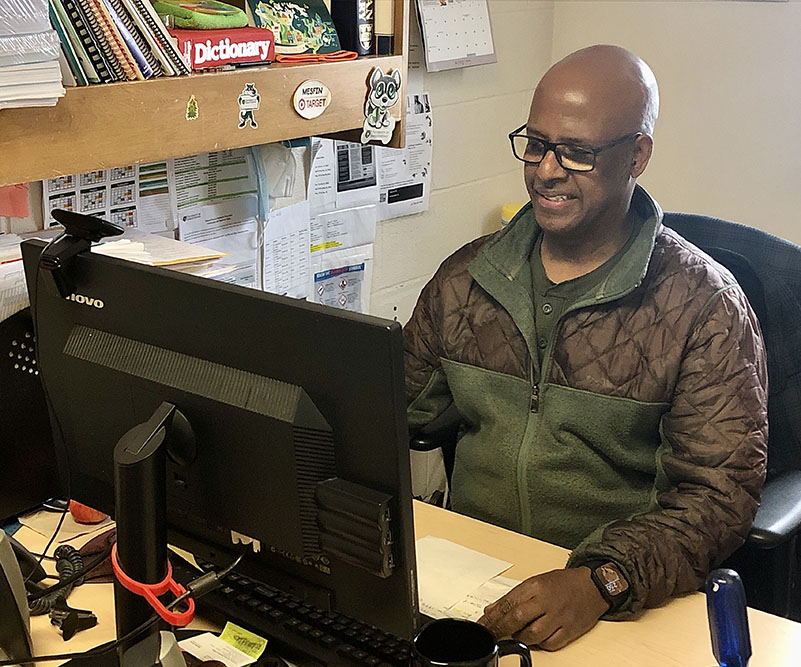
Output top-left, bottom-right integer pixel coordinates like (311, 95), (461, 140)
(416, 536), (513, 618)
(444, 575), (520, 621)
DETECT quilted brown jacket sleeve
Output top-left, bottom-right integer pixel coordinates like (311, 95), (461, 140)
(567, 284), (768, 616)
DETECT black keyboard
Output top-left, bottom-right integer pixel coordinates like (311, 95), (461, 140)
(173, 558), (412, 667)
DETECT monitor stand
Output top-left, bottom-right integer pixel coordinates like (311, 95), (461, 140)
(66, 402), (196, 666)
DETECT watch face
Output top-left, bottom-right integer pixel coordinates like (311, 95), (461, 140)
(596, 563), (630, 597)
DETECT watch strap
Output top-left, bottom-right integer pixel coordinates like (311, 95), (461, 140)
(587, 560), (630, 612)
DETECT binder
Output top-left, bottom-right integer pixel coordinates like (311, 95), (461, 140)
(118, 0), (176, 75)
(50, 0), (100, 83)
(48, 0), (89, 85)
(62, 0), (121, 81)
(127, 0), (190, 74)
(83, 0), (141, 80)
(104, 0), (162, 77)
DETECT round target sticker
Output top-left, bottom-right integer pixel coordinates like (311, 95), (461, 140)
(293, 80), (332, 120)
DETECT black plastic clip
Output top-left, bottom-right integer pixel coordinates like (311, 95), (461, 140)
(49, 600), (98, 641)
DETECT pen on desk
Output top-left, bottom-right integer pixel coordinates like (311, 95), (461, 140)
(706, 568), (752, 667)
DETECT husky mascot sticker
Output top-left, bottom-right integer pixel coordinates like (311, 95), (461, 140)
(238, 82), (260, 129)
(361, 67), (401, 144)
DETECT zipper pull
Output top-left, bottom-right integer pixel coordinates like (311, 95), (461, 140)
(530, 385), (539, 412)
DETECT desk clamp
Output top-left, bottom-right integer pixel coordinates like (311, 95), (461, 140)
(111, 543), (195, 626)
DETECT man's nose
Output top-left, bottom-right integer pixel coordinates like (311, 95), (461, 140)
(536, 148), (568, 181)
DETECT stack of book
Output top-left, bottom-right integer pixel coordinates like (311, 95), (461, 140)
(47, 0), (191, 86)
(0, 0), (66, 109)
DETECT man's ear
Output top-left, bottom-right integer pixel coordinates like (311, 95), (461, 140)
(631, 134), (654, 179)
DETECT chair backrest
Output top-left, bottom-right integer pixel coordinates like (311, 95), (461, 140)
(663, 212), (801, 477)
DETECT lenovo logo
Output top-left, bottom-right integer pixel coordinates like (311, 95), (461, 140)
(65, 293), (104, 309)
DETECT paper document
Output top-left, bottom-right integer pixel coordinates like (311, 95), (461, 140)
(378, 94), (432, 221)
(310, 244), (373, 314)
(19, 507), (112, 545)
(444, 575), (519, 621)
(415, 536), (513, 619)
(178, 632), (256, 667)
(93, 229), (226, 266)
(262, 200), (311, 299)
(42, 162), (176, 231)
(310, 205), (376, 254)
(0, 259), (27, 321)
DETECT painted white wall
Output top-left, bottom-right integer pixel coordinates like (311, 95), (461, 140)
(551, 0), (801, 244)
(370, 1), (553, 323)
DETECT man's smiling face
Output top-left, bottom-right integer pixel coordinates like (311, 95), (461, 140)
(523, 59), (652, 245)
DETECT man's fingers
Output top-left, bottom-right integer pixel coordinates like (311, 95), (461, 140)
(479, 596), (545, 638)
(512, 615), (561, 648)
(537, 627), (573, 652)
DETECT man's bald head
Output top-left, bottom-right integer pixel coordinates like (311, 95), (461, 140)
(534, 45), (659, 139)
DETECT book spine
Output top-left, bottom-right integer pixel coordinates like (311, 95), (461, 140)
(331, 0), (375, 56)
(49, 0), (89, 85)
(84, 0), (139, 80)
(104, 0), (161, 78)
(63, 0), (118, 82)
(131, 0), (190, 74)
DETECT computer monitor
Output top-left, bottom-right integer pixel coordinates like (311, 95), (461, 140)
(20, 236), (420, 640)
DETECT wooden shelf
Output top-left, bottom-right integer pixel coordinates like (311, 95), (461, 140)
(0, 55), (405, 186)
(0, 0), (409, 187)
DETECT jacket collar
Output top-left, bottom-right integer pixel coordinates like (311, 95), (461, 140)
(468, 186), (663, 351)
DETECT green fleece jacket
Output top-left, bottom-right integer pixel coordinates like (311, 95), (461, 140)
(403, 187), (768, 617)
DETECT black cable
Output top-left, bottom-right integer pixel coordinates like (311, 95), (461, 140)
(22, 505), (68, 587)
(22, 234), (74, 588)
(29, 545), (84, 616)
(0, 549), (245, 666)
(27, 542), (113, 602)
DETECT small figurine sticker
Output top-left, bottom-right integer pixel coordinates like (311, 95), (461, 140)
(361, 67), (401, 144)
(186, 94), (198, 120)
(238, 82), (260, 129)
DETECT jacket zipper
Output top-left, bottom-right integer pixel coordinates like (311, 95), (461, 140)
(530, 384), (539, 412)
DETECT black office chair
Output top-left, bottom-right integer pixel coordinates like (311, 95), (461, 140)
(411, 213), (801, 620)
(663, 212), (801, 620)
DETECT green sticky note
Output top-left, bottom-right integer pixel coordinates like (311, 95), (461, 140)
(220, 622), (268, 660)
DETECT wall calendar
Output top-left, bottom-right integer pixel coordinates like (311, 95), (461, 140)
(415, 0), (497, 72)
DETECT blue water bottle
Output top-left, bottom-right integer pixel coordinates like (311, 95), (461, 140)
(706, 568), (752, 667)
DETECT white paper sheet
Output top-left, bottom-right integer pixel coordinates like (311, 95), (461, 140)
(415, 536), (512, 619)
(263, 200), (311, 300)
(178, 633), (256, 667)
(93, 228), (226, 266)
(41, 161), (175, 231)
(308, 138), (337, 214)
(378, 94), (432, 220)
(310, 205), (377, 255)
(444, 575), (520, 621)
(310, 244), (373, 314)
(0, 258), (27, 321)
(19, 507), (112, 545)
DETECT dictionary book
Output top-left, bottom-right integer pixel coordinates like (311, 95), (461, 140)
(168, 27), (274, 70)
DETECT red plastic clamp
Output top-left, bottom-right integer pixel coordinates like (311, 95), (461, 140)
(111, 543), (195, 626)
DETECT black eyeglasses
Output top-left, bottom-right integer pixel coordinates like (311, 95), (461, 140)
(508, 125), (641, 172)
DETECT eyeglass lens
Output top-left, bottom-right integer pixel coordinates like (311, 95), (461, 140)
(512, 135), (595, 171)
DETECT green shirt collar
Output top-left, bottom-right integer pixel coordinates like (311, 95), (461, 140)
(470, 185), (663, 308)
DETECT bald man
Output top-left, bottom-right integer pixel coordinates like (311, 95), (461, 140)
(404, 45), (767, 649)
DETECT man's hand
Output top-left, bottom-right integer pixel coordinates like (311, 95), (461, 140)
(478, 567), (608, 651)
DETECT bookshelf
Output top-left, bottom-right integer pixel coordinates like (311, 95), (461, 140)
(0, 0), (409, 187)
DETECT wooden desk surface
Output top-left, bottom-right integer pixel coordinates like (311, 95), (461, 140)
(25, 502), (801, 666)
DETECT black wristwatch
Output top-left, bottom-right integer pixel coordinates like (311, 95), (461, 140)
(587, 561), (630, 612)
